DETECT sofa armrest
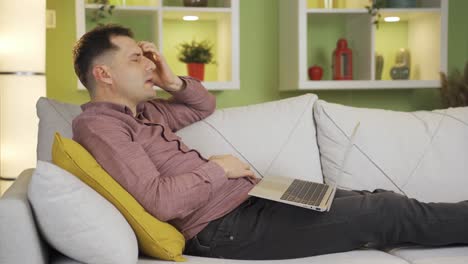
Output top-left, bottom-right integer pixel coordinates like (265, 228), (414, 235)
(0, 168), (49, 264)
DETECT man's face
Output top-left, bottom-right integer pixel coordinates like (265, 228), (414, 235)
(105, 35), (156, 104)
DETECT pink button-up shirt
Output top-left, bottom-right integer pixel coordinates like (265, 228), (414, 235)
(72, 77), (257, 239)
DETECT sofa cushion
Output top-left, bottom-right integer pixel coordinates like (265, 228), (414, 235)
(51, 133), (186, 262)
(176, 94), (323, 182)
(36, 97), (82, 162)
(28, 160), (138, 264)
(49, 250), (411, 264)
(313, 100), (468, 202)
(388, 246), (468, 264)
(0, 169), (48, 264)
(138, 249), (410, 264)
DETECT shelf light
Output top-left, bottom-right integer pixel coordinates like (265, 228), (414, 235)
(384, 16), (400, 22)
(183, 15), (199, 21)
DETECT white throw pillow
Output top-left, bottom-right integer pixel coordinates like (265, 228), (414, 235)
(176, 94), (324, 183)
(314, 100), (468, 203)
(28, 161), (138, 264)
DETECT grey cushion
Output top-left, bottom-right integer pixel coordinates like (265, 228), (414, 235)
(0, 169), (49, 264)
(28, 161), (138, 264)
(36, 97), (82, 162)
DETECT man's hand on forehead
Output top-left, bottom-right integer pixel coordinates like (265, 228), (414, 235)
(136, 40), (183, 92)
(137, 41), (160, 64)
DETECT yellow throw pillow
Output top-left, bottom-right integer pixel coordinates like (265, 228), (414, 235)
(51, 132), (186, 262)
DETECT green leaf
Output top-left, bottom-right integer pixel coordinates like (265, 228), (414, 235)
(176, 39), (214, 64)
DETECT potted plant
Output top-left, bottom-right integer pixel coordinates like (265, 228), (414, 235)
(89, 0), (115, 27)
(365, 0), (385, 29)
(440, 61), (468, 107)
(176, 39), (215, 81)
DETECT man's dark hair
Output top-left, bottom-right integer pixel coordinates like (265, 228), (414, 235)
(72, 24), (134, 95)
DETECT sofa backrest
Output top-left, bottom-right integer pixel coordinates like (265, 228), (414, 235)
(35, 95), (468, 203)
(36, 94), (324, 183)
(176, 94), (323, 182)
(314, 100), (468, 203)
(36, 97), (82, 162)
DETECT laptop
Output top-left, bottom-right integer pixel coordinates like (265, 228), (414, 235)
(248, 122), (360, 212)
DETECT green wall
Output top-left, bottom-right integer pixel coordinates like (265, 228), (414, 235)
(448, 0), (468, 74)
(46, 0), (468, 111)
(47, 0), (89, 104)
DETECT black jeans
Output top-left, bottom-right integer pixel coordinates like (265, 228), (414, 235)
(184, 188), (468, 260)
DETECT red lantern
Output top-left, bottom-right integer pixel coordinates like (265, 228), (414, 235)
(332, 38), (353, 80)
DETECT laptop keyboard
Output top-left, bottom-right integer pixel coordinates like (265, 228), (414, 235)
(280, 179), (329, 207)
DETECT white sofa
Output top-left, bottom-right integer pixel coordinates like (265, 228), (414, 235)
(1, 93), (468, 264)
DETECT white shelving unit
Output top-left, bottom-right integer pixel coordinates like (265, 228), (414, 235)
(279, 0), (448, 91)
(75, 0), (239, 91)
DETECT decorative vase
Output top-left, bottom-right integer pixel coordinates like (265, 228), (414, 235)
(390, 48), (411, 80)
(375, 53), (384, 80)
(308, 65), (323, 80)
(187, 63), (205, 81)
(183, 0), (208, 7)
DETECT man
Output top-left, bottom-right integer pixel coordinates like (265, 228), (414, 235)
(72, 24), (468, 260)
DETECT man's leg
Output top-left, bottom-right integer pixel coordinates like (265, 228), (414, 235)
(199, 189), (468, 260)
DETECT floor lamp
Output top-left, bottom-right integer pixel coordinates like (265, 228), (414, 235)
(0, 0), (46, 195)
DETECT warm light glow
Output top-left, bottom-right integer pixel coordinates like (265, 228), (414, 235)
(183, 15), (199, 21)
(0, 1), (46, 72)
(0, 37), (15, 58)
(0, 76), (45, 178)
(0, 0), (46, 181)
(384, 16), (401, 22)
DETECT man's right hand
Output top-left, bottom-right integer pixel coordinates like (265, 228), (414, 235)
(209, 154), (256, 180)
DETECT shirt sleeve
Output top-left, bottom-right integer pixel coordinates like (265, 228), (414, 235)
(72, 116), (227, 222)
(145, 76), (217, 132)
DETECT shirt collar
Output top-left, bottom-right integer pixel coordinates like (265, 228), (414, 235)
(81, 101), (146, 117)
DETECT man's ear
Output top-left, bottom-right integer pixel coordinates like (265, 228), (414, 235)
(92, 65), (113, 85)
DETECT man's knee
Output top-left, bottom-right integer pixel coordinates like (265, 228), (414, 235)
(375, 191), (409, 218)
